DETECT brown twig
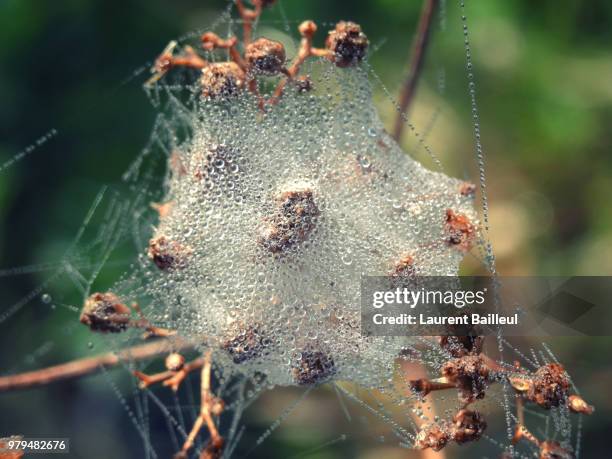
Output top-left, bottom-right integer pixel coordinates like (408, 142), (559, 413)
(0, 337), (194, 393)
(235, 0), (262, 46)
(176, 351), (225, 458)
(133, 356), (205, 392)
(392, 0), (438, 143)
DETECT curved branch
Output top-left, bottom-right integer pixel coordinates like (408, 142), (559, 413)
(0, 337), (195, 393)
(392, 0), (438, 143)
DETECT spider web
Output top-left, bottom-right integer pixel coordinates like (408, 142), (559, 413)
(0, 1), (584, 458)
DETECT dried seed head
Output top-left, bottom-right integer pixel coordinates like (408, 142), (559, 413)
(442, 355), (490, 403)
(415, 422), (451, 451)
(539, 441), (574, 459)
(199, 437), (225, 459)
(210, 397), (225, 416)
(451, 409), (487, 444)
(325, 21), (368, 68)
(165, 352), (185, 371)
(292, 348), (336, 385)
(201, 62), (246, 98)
(567, 394), (594, 415)
(391, 254), (416, 278)
(80, 292), (131, 333)
(445, 209), (476, 251)
(298, 20), (317, 38)
(528, 363), (570, 409)
(508, 374), (533, 393)
(222, 324), (267, 364)
(439, 335), (484, 358)
(245, 38), (286, 75)
(294, 75), (313, 93)
(0, 436), (24, 459)
(459, 181), (476, 197)
(258, 186), (320, 255)
(147, 236), (190, 271)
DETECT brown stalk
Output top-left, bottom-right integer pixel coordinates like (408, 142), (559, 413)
(134, 356), (205, 392)
(200, 32), (246, 69)
(268, 21), (330, 105)
(235, 0), (262, 46)
(175, 351), (225, 458)
(392, 0), (439, 142)
(0, 337), (194, 393)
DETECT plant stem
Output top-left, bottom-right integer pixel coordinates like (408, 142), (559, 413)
(392, 0), (438, 143)
(0, 337), (195, 393)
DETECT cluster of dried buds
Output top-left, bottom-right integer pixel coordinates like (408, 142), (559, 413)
(508, 362), (593, 414)
(508, 424), (575, 459)
(79, 292), (174, 338)
(445, 208), (477, 251)
(415, 408), (487, 451)
(221, 323), (335, 386)
(146, 0), (368, 107)
(408, 336), (594, 455)
(257, 185), (320, 255)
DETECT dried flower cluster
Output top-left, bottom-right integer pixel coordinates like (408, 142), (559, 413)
(66, 2), (593, 457)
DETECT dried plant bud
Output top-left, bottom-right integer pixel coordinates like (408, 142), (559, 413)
(152, 41), (177, 75)
(151, 201), (174, 219)
(459, 181), (476, 197)
(445, 209), (476, 251)
(245, 38), (286, 75)
(391, 254), (416, 278)
(451, 409), (487, 444)
(165, 353), (185, 371)
(325, 21), (368, 68)
(294, 75), (313, 93)
(439, 335), (484, 358)
(0, 436), (24, 459)
(409, 378), (433, 396)
(292, 348), (336, 385)
(508, 374), (533, 393)
(258, 186), (320, 255)
(415, 422), (451, 451)
(222, 324), (267, 364)
(200, 437), (225, 459)
(201, 62), (246, 98)
(210, 397), (225, 417)
(567, 394), (594, 415)
(527, 363), (570, 409)
(539, 441), (574, 459)
(298, 20), (317, 38)
(147, 236), (190, 271)
(442, 355), (490, 403)
(80, 292), (131, 333)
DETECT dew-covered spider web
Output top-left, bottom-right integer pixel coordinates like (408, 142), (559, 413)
(0, 1), (588, 458)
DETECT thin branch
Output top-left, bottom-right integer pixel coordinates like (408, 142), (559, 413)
(0, 337), (195, 393)
(392, 0), (438, 143)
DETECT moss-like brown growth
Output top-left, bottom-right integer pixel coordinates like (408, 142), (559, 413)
(292, 349), (336, 385)
(201, 62), (246, 98)
(245, 38), (286, 75)
(325, 21), (369, 68)
(80, 292), (131, 333)
(442, 354), (490, 403)
(258, 187), (320, 254)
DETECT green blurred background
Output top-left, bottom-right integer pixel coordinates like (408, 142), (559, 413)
(1, 0), (612, 457)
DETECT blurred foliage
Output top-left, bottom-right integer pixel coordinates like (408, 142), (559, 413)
(1, 0), (612, 457)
